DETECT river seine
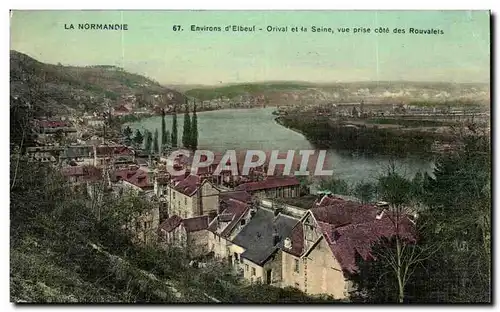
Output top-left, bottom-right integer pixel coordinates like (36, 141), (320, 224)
(126, 107), (435, 185)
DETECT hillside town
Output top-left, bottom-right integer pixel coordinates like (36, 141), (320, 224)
(18, 97), (425, 301)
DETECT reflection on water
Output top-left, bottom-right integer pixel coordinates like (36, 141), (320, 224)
(127, 107), (435, 184)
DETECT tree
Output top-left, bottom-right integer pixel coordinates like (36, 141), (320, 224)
(123, 125), (133, 140)
(164, 130), (171, 150)
(374, 165), (439, 303)
(123, 126), (133, 146)
(318, 177), (350, 195)
(153, 129), (159, 154)
(54, 129), (65, 145)
(171, 107), (178, 148)
(133, 129), (144, 148)
(144, 130), (153, 154)
(161, 108), (167, 151)
(191, 102), (198, 150)
(353, 181), (376, 204)
(418, 133), (491, 302)
(182, 105), (192, 149)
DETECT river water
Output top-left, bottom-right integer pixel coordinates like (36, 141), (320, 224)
(126, 107), (435, 185)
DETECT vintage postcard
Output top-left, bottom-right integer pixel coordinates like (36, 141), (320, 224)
(10, 10), (491, 303)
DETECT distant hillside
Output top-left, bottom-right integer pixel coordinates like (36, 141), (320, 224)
(184, 81), (490, 106)
(10, 51), (186, 115)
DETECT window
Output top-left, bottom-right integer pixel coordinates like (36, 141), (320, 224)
(294, 259), (300, 273)
(251, 267), (256, 276)
(173, 192), (176, 199)
(245, 264), (249, 272)
(240, 219), (246, 226)
(234, 253), (239, 262)
(184, 197), (187, 205)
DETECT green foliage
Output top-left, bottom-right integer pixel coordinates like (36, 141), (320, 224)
(161, 109), (168, 147)
(144, 130), (153, 153)
(153, 129), (159, 154)
(346, 134), (491, 303)
(182, 106), (192, 149)
(123, 126), (133, 139)
(133, 129), (144, 148)
(279, 115), (442, 158)
(171, 111), (178, 148)
(191, 103), (198, 150)
(319, 177), (350, 195)
(352, 181), (376, 204)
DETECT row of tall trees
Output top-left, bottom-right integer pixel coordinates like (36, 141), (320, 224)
(181, 102), (198, 150)
(122, 99), (199, 153)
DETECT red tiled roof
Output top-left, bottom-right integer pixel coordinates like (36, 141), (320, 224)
(158, 215), (209, 234)
(159, 215), (183, 233)
(313, 195), (345, 207)
(61, 166), (102, 178)
(95, 145), (134, 157)
(112, 168), (139, 182)
(286, 222), (305, 257)
(124, 169), (152, 189)
(321, 214), (416, 273)
(219, 190), (252, 203)
(182, 215), (209, 233)
(219, 199), (249, 237)
(310, 199), (378, 227)
(172, 174), (202, 196)
(283, 199), (416, 273)
(38, 120), (71, 128)
(234, 176), (300, 192)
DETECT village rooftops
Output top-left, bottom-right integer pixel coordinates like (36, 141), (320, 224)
(234, 176), (300, 192)
(283, 198), (416, 273)
(219, 190), (252, 203)
(159, 215), (210, 233)
(61, 165), (102, 182)
(112, 167), (153, 190)
(208, 198), (249, 238)
(232, 207), (298, 266)
(171, 174), (213, 197)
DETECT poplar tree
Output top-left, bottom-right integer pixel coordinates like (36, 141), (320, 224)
(182, 104), (191, 149)
(161, 108), (167, 148)
(171, 107), (178, 148)
(153, 129), (159, 154)
(144, 130), (153, 154)
(191, 102), (198, 150)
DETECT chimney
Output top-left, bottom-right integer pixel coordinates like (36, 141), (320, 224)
(284, 237), (292, 249)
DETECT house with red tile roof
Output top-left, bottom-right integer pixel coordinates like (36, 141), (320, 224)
(61, 165), (103, 185)
(234, 176), (301, 199)
(279, 198), (416, 299)
(165, 175), (220, 219)
(158, 215), (212, 258)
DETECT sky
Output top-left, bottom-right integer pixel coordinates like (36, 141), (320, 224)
(10, 10), (490, 85)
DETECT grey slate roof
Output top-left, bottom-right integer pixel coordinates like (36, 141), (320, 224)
(63, 146), (93, 159)
(232, 208), (298, 265)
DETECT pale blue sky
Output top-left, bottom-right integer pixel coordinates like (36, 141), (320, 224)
(10, 10), (490, 84)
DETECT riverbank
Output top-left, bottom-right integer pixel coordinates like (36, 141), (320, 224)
(276, 115), (448, 159)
